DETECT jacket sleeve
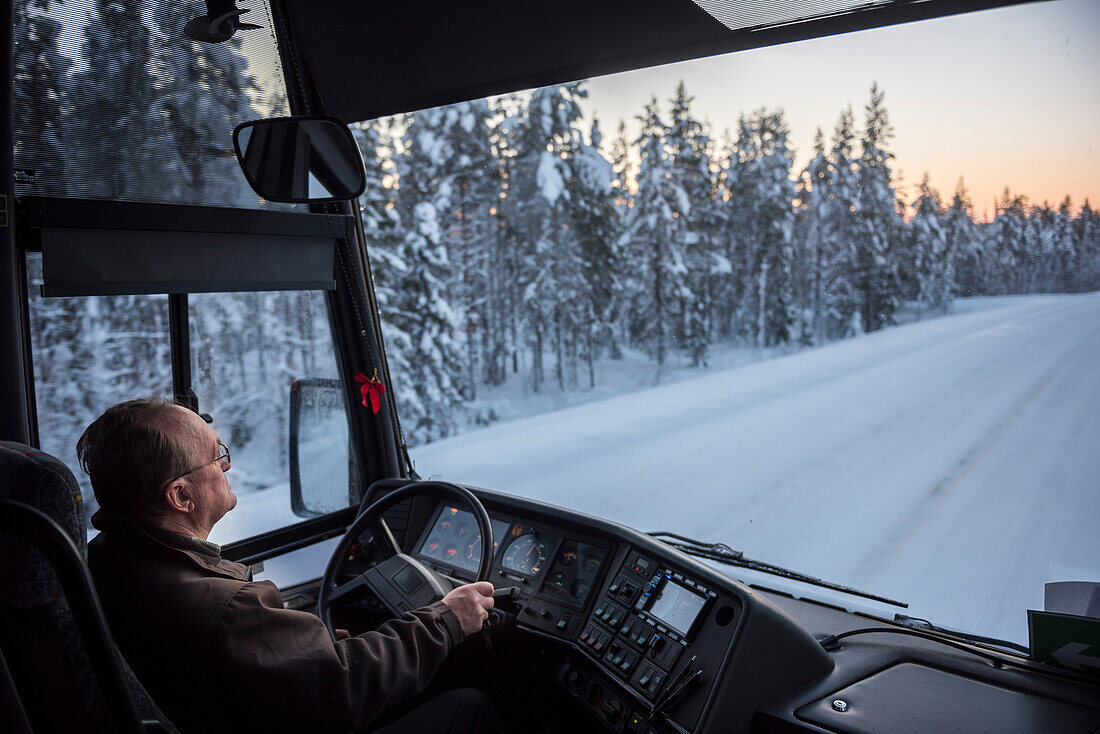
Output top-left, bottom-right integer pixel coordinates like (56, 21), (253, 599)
(209, 580), (465, 732)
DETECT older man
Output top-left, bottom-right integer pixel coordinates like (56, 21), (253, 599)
(80, 397), (505, 733)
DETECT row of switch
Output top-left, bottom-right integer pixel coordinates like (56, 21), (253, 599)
(602, 641), (640, 675)
(579, 625), (611, 653)
(592, 601), (625, 628)
(636, 664), (665, 697)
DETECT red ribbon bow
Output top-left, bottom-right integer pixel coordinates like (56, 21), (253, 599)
(354, 370), (386, 415)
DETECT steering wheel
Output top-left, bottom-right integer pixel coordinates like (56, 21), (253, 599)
(317, 481), (494, 641)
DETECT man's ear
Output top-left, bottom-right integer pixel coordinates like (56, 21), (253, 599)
(164, 480), (195, 514)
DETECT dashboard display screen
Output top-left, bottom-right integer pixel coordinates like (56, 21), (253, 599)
(417, 505), (511, 574)
(647, 579), (707, 634)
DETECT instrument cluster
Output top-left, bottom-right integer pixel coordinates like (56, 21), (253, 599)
(414, 502), (608, 609)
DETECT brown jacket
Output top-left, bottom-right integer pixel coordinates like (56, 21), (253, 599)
(88, 510), (464, 734)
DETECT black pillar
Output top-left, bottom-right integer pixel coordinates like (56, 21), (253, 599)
(0, 0), (35, 445)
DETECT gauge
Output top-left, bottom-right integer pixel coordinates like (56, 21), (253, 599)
(558, 547), (577, 566)
(464, 535), (482, 564)
(454, 521), (472, 538)
(501, 533), (548, 576)
(438, 518), (453, 532)
(581, 552), (601, 573)
(570, 580), (590, 599)
(548, 572), (568, 591)
(442, 544), (459, 562)
(425, 538), (441, 557)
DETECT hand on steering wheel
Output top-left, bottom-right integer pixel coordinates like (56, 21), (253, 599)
(317, 481), (495, 641)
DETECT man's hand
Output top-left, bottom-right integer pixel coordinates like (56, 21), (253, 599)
(442, 581), (495, 636)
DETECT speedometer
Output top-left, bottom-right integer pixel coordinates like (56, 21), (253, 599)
(501, 533), (548, 576)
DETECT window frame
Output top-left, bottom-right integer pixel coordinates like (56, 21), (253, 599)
(13, 195), (406, 562)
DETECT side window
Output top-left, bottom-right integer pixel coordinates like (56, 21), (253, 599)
(26, 253), (355, 542)
(188, 290), (354, 545)
(25, 253), (173, 532)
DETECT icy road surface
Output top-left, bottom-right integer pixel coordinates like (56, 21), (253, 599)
(412, 293), (1100, 644)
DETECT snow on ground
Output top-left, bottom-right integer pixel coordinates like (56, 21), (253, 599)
(224, 294), (1098, 644)
(405, 293), (1100, 644)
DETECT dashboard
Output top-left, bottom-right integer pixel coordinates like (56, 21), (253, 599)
(349, 482), (1100, 734)
(404, 496), (792, 733)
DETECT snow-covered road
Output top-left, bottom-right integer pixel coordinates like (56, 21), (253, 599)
(412, 293), (1100, 644)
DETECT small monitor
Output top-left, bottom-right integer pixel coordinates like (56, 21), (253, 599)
(645, 577), (708, 635)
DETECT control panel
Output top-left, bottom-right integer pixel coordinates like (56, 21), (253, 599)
(578, 549), (721, 706)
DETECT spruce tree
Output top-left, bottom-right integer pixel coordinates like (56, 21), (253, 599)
(150, 5), (259, 204)
(566, 118), (622, 386)
(71, 0), (161, 200)
(13, 0), (69, 196)
(392, 111), (467, 442)
(794, 128), (830, 343)
(910, 174), (953, 313)
(666, 81), (715, 365)
(854, 84), (903, 332)
(625, 97), (690, 367)
(945, 179), (982, 297)
(819, 106), (861, 337)
(504, 83), (586, 390)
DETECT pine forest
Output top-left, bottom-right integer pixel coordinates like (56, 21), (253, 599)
(13, 1), (1100, 502)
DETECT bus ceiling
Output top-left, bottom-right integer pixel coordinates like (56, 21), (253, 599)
(279, 0), (1041, 123)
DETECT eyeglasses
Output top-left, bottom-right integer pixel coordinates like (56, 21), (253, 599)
(164, 442), (231, 487)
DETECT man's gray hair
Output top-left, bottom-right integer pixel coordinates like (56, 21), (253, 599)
(77, 397), (194, 523)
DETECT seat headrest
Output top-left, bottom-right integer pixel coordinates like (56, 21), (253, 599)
(0, 441), (86, 608)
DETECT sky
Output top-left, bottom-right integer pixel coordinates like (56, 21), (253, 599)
(584, 0), (1099, 218)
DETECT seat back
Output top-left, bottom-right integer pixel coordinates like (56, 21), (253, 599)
(0, 441), (178, 734)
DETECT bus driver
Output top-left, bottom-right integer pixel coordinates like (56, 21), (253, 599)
(78, 397), (507, 734)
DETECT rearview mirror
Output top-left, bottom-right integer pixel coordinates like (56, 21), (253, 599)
(289, 378), (359, 517)
(233, 116), (366, 203)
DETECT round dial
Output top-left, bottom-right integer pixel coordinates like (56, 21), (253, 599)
(570, 579), (590, 599)
(558, 547), (577, 566)
(581, 552), (601, 573)
(501, 533), (548, 576)
(442, 544), (459, 563)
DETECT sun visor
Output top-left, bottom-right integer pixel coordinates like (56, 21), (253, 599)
(23, 198), (346, 297)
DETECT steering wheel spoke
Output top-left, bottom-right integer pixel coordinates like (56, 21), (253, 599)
(328, 573), (371, 604)
(365, 516), (401, 559)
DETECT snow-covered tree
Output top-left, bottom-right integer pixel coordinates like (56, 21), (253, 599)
(566, 118), (622, 386)
(909, 174), (953, 313)
(945, 179), (982, 297)
(794, 128), (831, 343)
(624, 97), (690, 366)
(70, 0), (162, 200)
(392, 112), (467, 441)
(818, 106), (862, 338)
(666, 81), (716, 364)
(13, 0), (69, 196)
(149, 5), (258, 205)
(503, 83), (586, 390)
(854, 84), (903, 332)
(751, 110), (796, 346)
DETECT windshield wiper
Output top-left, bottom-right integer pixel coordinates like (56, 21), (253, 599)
(646, 531), (908, 608)
(893, 614), (1030, 655)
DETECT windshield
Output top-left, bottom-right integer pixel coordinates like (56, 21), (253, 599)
(362, 0), (1099, 645)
